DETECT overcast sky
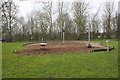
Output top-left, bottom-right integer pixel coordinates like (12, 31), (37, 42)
(13, 0), (120, 21)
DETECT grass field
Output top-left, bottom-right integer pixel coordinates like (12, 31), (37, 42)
(2, 39), (118, 78)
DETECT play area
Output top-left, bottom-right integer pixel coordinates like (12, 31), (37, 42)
(19, 41), (114, 55)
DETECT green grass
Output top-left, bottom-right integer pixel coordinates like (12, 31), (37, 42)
(2, 39), (118, 78)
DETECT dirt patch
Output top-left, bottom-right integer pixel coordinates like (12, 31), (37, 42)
(19, 42), (111, 55)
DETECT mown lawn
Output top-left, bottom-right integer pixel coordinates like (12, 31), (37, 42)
(2, 39), (118, 78)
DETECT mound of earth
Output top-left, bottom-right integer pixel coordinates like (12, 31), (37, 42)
(19, 42), (113, 55)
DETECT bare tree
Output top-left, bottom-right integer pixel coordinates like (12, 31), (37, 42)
(73, 2), (89, 40)
(111, 11), (118, 39)
(34, 11), (49, 41)
(102, 2), (114, 39)
(39, 13), (49, 41)
(118, 2), (120, 40)
(1, 0), (18, 42)
(91, 6), (101, 39)
(42, 1), (54, 40)
(56, 1), (73, 43)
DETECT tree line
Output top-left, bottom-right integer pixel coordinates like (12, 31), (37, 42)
(0, 0), (118, 42)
